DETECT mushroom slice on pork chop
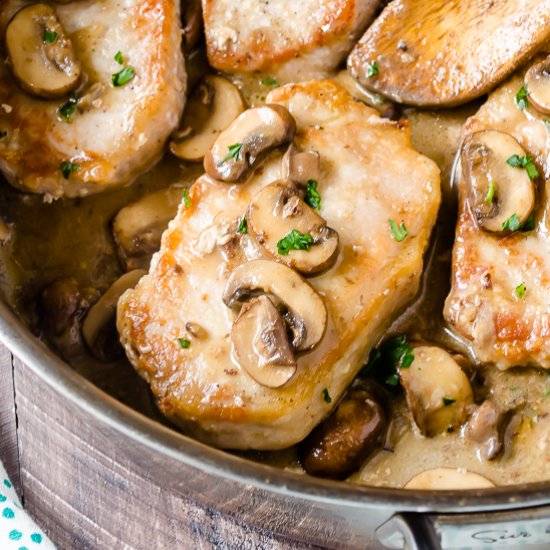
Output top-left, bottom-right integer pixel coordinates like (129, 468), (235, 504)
(117, 80), (440, 450)
(0, 0), (185, 198)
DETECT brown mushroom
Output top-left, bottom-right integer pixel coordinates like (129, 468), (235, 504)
(404, 468), (495, 490)
(231, 295), (297, 387)
(170, 76), (245, 162)
(525, 55), (550, 114)
(38, 278), (95, 359)
(246, 181), (339, 275)
(465, 399), (524, 461)
(112, 186), (184, 271)
(204, 105), (296, 182)
(82, 270), (146, 361)
(281, 144), (320, 184)
(181, 0), (203, 52)
(300, 384), (387, 479)
(6, 4), (81, 99)
(223, 260), (327, 352)
(461, 130), (535, 233)
(399, 345), (474, 437)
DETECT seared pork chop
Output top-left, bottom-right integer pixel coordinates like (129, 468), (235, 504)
(117, 80), (440, 450)
(0, 0), (185, 198)
(445, 66), (550, 369)
(202, 0), (381, 80)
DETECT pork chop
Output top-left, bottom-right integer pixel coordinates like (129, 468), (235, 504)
(202, 0), (381, 81)
(0, 0), (185, 199)
(117, 80), (440, 450)
(444, 66), (550, 369)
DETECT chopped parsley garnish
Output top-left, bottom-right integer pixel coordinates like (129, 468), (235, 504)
(520, 213), (535, 232)
(59, 161), (79, 179)
(43, 30), (58, 44)
(277, 229), (314, 255)
(485, 180), (496, 204)
(544, 120), (550, 133)
(0, 131), (7, 138)
(515, 86), (529, 110)
(543, 387), (550, 400)
(114, 51), (124, 65)
(501, 213), (521, 232)
(112, 66), (135, 87)
(366, 61), (380, 78)
(322, 388), (332, 404)
(219, 143), (243, 165)
(178, 337), (191, 349)
(237, 216), (247, 234)
(260, 76), (279, 87)
(388, 219), (408, 242)
(515, 282), (526, 299)
(506, 154), (539, 181)
(58, 92), (78, 122)
(182, 188), (191, 207)
(361, 335), (414, 388)
(305, 179), (321, 210)
(443, 397), (456, 406)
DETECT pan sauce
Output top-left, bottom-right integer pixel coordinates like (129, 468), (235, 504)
(0, 73), (549, 489)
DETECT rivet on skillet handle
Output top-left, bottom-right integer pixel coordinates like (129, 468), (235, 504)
(376, 506), (550, 549)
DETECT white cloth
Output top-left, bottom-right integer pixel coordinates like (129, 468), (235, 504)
(0, 462), (55, 549)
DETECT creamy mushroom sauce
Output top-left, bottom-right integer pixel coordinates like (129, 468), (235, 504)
(0, 70), (549, 488)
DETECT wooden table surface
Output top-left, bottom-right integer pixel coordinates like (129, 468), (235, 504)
(0, 343), (322, 549)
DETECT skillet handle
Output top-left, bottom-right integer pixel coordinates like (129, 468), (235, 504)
(376, 506), (550, 549)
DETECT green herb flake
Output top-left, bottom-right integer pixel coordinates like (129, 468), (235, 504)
(260, 76), (279, 87)
(277, 229), (314, 255)
(322, 388), (332, 404)
(59, 161), (79, 179)
(366, 61), (380, 78)
(501, 213), (521, 232)
(305, 179), (321, 210)
(506, 154), (539, 180)
(543, 388), (550, 400)
(515, 86), (529, 110)
(43, 30), (58, 44)
(237, 216), (247, 234)
(388, 219), (408, 242)
(58, 92), (78, 122)
(112, 66), (135, 87)
(515, 282), (526, 299)
(360, 335), (414, 388)
(443, 397), (456, 406)
(114, 51), (124, 65)
(178, 337), (191, 349)
(182, 188), (191, 207)
(544, 120), (550, 132)
(520, 214), (535, 232)
(485, 180), (496, 204)
(219, 143), (243, 165)
(0, 131), (7, 138)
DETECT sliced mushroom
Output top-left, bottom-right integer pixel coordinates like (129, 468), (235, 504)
(231, 295), (296, 387)
(525, 55), (550, 114)
(247, 181), (339, 275)
(83, 270), (146, 361)
(39, 278), (95, 359)
(404, 468), (495, 490)
(6, 4), (81, 99)
(113, 186), (183, 271)
(170, 75), (245, 161)
(204, 105), (296, 183)
(223, 260), (327, 352)
(465, 399), (523, 461)
(461, 130), (535, 233)
(300, 383), (387, 479)
(281, 144), (320, 184)
(399, 346), (474, 437)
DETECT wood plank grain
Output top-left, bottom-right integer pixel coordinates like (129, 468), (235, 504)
(0, 346), (21, 497)
(12, 357), (323, 549)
